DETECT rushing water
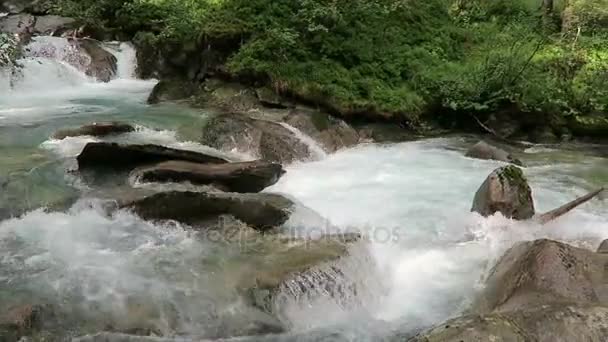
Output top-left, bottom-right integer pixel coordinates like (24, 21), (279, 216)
(1, 37), (608, 341)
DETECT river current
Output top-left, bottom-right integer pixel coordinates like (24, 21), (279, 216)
(1, 37), (608, 341)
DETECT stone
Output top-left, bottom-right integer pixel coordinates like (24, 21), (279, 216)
(285, 109), (360, 153)
(471, 165), (535, 220)
(256, 87), (291, 109)
(77, 142), (228, 170)
(474, 239), (608, 314)
(465, 141), (523, 166)
(53, 122), (135, 140)
(0, 304), (49, 342)
(408, 304), (608, 342)
(147, 78), (199, 104)
(78, 38), (117, 82)
(132, 160), (285, 193)
(598, 240), (608, 254)
(196, 79), (260, 112)
(123, 191), (295, 231)
(201, 114), (311, 164)
(33, 15), (76, 36)
(0, 13), (35, 40)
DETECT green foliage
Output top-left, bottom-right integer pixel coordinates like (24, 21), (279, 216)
(0, 33), (20, 67)
(55, 0), (608, 132)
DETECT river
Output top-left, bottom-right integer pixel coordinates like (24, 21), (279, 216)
(1, 37), (608, 341)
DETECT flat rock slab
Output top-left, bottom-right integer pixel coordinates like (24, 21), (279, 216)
(133, 160), (285, 193)
(77, 143), (228, 170)
(53, 122), (135, 140)
(123, 191), (294, 231)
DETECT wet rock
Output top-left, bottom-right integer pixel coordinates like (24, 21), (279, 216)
(285, 109), (360, 153)
(471, 165), (535, 220)
(0, 13), (35, 40)
(465, 141), (523, 166)
(133, 160), (285, 193)
(196, 79), (260, 112)
(474, 239), (608, 313)
(243, 234), (362, 316)
(0, 304), (49, 342)
(53, 122), (135, 140)
(0, 0), (53, 14)
(124, 191), (294, 231)
(201, 114), (311, 164)
(77, 142), (228, 170)
(78, 38), (117, 82)
(408, 304), (608, 342)
(33, 15), (76, 36)
(256, 87), (291, 109)
(147, 78), (199, 104)
(598, 240), (608, 254)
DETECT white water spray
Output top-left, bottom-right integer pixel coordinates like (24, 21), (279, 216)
(279, 122), (328, 161)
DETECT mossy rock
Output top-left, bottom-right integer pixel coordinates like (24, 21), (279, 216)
(471, 165), (535, 220)
(568, 115), (608, 137)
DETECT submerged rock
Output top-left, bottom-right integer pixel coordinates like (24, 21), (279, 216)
(471, 165), (535, 220)
(133, 160), (285, 193)
(0, 304), (52, 342)
(465, 141), (523, 166)
(77, 142), (228, 170)
(53, 122), (135, 140)
(78, 38), (117, 82)
(201, 114), (311, 164)
(124, 191), (294, 231)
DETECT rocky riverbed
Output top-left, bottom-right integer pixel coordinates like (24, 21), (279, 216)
(2, 7), (608, 341)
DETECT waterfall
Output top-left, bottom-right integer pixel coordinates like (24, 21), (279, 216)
(279, 122), (328, 160)
(102, 41), (138, 79)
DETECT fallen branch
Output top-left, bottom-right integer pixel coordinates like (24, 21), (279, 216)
(538, 187), (605, 224)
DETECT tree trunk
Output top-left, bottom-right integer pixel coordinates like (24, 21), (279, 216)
(543, 0), (554, 13)
(538, 188), (605, 224)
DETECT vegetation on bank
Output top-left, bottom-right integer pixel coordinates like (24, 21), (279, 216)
(53, 0), (608, 138)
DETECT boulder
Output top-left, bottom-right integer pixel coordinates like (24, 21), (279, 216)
(123, 191), (295, 231)
(0, 13), (35, 40)
(78, 38), (117, 82)
(77, 143), (228, 170)
(285, 109), (360, 153)
(53, 122), (135, 140)
(471, 165), (535, 220)
(0, 304), (50, 342)
(195, 79), (260, 112)
(0, 0), (52, 14)
(201, 114), (311, 164)
(132, 160), (285, 193)
(33, 15), (76, 36)
(474, 239), (608, 314)
(147, 78), (199, 104)
(598, 240), (608, 254)
(256, 87), (291, 109)
(242, 234), (362, 316)
(465, 141), (523, 166)
(408, 304), (608, 342)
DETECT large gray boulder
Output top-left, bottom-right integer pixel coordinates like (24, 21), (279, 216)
(202, 114), (311, 164)
(33, 15), (76, 36)
(78, 38), (117, 82)
(77, 143), (228, 170)
(132, 160), (285, 193)
(471, 165), (535, 220)
(0, 13), (35, 40)
(466, 141), (523, 166)
(408, 304), (608, 342)
(53, 122), (135, 140)
(474, 239), (608, 314)
(123, 191), (295, 231)
(284, 109), (360, 153)
(409, 239), (608, 342)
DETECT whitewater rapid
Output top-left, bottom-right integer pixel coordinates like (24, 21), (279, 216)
(2, 35), (608, 340)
